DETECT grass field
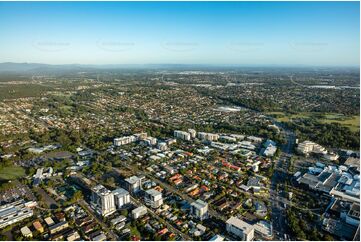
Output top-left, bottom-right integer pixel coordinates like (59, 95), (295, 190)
(320, 115), (360, 132)
(267, 111), (360, 132)
(0, 166), (26, 180)
(59, 105), (73, 114)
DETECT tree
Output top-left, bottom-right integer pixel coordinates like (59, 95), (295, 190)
(310, 228), (320, 240)
(297, 230), (307, 240)
(130, 226), (141, 237)
(71, 190), (83, 203)
(105, 177), (115, 187)
(27, 167), (36, 176)
(63, 169), (71, 179)
(153, 233), (162, 241)
(120, 209), (128, 217)
(0, 234), (8, 241)
(323, 234), (334, 241)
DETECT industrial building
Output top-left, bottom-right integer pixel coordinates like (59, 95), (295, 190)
(0, 200), (35, 229)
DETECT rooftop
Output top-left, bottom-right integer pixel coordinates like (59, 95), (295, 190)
(0, 200), (31, 219)
(125, 176), (142, 184)
(226, 216), (254, 234)
(112, 188), (129, 197)
(348, 203), (360, 219)
(20, 226), (32, 235)
(345, 157), (360, 169)
(253, 220), (273, 238)
(92, 184), (112, 196)
(209, 234), (225, 241)
(49, 221), (68, 231)
(145, 188), (162, 197)
(132, 206), (147, 214)
(191, 199), (208, 210)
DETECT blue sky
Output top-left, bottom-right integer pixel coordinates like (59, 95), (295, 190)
(0, 1), (359, 66)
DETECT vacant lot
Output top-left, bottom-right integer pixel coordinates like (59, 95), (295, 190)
(34, 187), (59, 209)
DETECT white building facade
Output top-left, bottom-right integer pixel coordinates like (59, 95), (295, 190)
(132, 206), (147, 219)
(91, 185), (116, 217)
(197, 132), (219, 141)
(112, 188), (130, 209)
(191, 199), (209, 221)
(174, 130), (191, 141)
(144, 189), (163, 208)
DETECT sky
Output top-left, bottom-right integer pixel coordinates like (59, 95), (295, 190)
(0, 1), (359, 66)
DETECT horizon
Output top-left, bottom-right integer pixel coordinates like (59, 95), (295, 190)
(1, 61), (360, 69)
(0, 1), (360, 66)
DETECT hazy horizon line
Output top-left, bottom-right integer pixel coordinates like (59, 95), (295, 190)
(1, 62), (359, 69)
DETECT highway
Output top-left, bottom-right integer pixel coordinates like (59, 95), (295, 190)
(289, 75), (306, 87)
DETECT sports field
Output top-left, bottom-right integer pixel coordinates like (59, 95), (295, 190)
(267, 112), (360, 132)
(0, 166), (26, 180)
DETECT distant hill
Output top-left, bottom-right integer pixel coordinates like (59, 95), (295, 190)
(0, 62), (97, 74)
(0, 62), (51, 72)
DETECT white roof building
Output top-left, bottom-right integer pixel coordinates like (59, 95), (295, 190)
(174, 130), (191, 141)
(132, 206), (147, 219)
(297, 141), (327, 155)
(112, 188), (130, 209)
(145, 189), (163, 208)
(253, 220), (273, 239)
(191, 199), (208, 221)
(209, 234), (225, 241)
(20, 226), (32, 238)
(91, 184), (116, 217)
(226, 216), (254, 241)
(0, 200), (34, 229)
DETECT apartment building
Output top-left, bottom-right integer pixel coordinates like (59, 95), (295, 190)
(91, 185), (116, 217)
(144, 189), (163, 208)
(197, 132), (219, 141)
(124, 176), (143, 194)
(114, 136), (137, 146)
(297, 141), (327, 155)
(132, 206), (147, 219)
(174, 130), (191, 141)
(191, 199), (209, 221)
(112, 188), (131, 209)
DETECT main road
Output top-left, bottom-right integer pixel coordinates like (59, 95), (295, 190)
(269, 121), (296, 240)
